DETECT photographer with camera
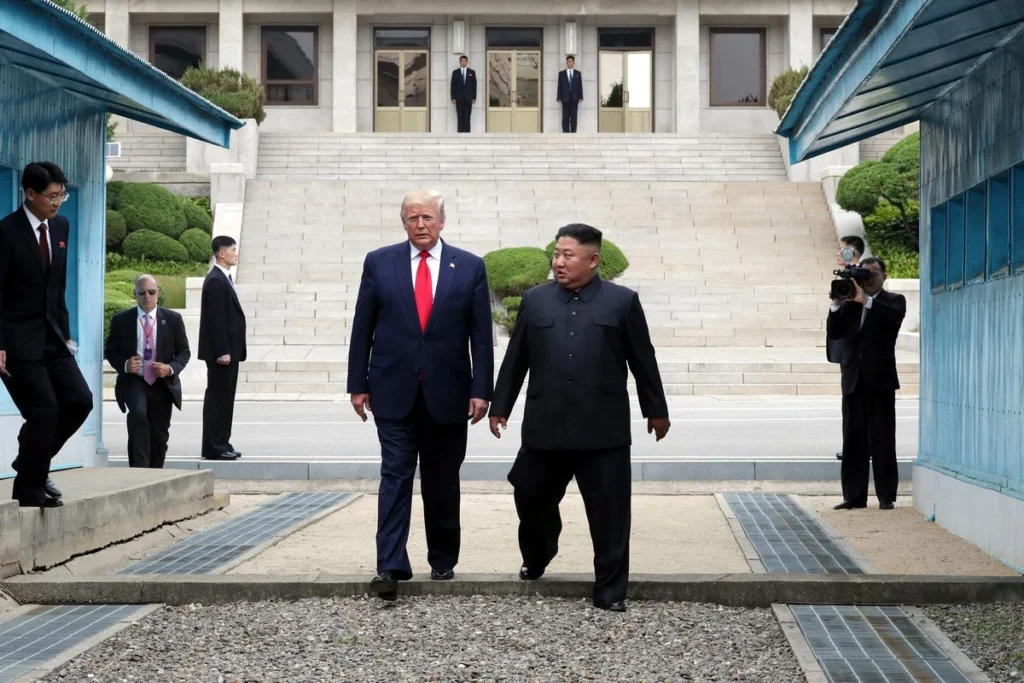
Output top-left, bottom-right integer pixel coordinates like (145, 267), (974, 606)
(829, 236), (865, 461)
(827, 256), (906, 511)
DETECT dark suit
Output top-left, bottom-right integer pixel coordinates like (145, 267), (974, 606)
(105, 306), (190, 468)
(347, 240), (493, 578)
(0, 206), (93, 493)
(198, 267), (246, 458)
(827, 289), (906, 506)
(450, 67), (477, 133)
(490, 276), (668, 603)
(556, 69), (584, 133)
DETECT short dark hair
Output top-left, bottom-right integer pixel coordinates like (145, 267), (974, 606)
(555, 223), (602, 249)
(459, 55), (468, 61)
(860, 256), (886, 274)
(211, 235), (236, 253)
(22, 162), (67, 193)
(566, 55), (575, 62)
(840, 235), (866, 256)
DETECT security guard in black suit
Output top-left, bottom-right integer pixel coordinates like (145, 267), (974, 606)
(489, 223), (670, 613)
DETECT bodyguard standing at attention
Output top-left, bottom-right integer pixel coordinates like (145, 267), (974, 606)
(198, 236), (245, 461)
(0, 162), (93, 507)
(348, 189), (493, 601)
(556, 55), (584, 133)
(105, 274), (190, 468)
(450, 55), (477, 133)
(489, 223), (670, 613)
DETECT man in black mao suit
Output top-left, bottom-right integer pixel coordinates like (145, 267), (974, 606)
(489, 223), (670, 613)
(450, 55), (477, 133)
(556, 55), (584, 133)
(105, 274), (190, 468)
(0, 162), (93, 507)
(198, 236), (245, 461)
(827, 256), (905, 511)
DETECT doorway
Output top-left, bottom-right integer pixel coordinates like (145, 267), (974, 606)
(598, 29), (654, 133)
(485, 28), (543, 133)
(374, 28), (430, 132)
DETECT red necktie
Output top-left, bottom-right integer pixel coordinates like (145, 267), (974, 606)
(38, 224), (50, 274)
(415, 251), (433, 331)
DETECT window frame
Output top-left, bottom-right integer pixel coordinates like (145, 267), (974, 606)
(708, 27), (767, 108)
(148, 25), (208, 80)
(261, 25), (320, 107)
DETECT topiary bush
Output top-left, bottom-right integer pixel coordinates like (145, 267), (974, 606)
(106, 210), (127, 250)
(105, 268), (142, 284)
(543, 238), (629, 281)
(105, 281), (136, 299)
(123, 229), (190, 262)
(180, 198), (213, 234)
(104, 290), (136, 341)
(492, 295), (523, 333)
(180, 66), (266, 124)
(116, 183), (187, 239)
(106, 180), (127, 210)
(483, 247), (551, 297)
(179, 228), (213, 262)
(768, 65), (809, 119)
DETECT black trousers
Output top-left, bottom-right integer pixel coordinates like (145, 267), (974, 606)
(841, 386), (898, 506)
(508, 445), (632, 603)
(2, 333), (92, 492)
(374, 387), (468, 578)
(456, 102), (472, 132)
(123, 376), (174, 468)
(202, 360), (238, 458)
(561, 101), (579, 133)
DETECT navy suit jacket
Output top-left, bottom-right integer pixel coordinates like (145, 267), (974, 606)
(557, 69), (584, 103)
(347, 240), (494, 423)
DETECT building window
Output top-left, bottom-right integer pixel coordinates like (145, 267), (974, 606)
(150, 26), (206, 80)
(262, 27), (318, 106)
(929, 205), (946, 292)
(485, 27), (543, 48)
(965, 182), (987, 286)
(986, 171), (1010, 279)
(598, 28), (654, 50)
(709, 28), (766, 107)
(374, 28), (430, 49)
(819, 28), (838, 55)
(946, 194), (965, 289)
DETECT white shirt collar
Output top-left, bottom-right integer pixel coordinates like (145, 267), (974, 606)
(137, 306), (156, 320)
(410, 240), (442, 261)
(23, 204), (47, 232)
(214, 263), (233, 279)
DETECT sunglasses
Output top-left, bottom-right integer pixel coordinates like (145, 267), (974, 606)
(136, 288), (159, 296)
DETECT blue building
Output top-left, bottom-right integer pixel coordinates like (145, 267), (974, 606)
(778, 0), (1024, 569)
(0, 0), (242, 472)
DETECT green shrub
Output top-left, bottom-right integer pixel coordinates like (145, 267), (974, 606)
(501, 296), (522, 312)
(180, 198), (213, 234)
(543, 238), (629, 281)
(179, 228), (213, 262)
(492, 296), (523, 333)
(180, 66), (266, 124)
(123, 229), (190, 262)
(483, 247), (551, 297)
(870, 243), (919, 279)
(106, 181), (127, 210)
(105, 281), (136, 299)
(864, 200), (920, 253)
(182, 195), (212, 217)
(768, 66), (808, 119)
(106, 253), (209, 277)
(105, 268), (142, 284)
(104, 291), (135, 341)
(115, 183), (187, 239)
(106, 210), (127, 249)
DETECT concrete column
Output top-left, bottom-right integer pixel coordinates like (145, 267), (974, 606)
(788, 0), (814, 70)
(104, 0), (129, 50)
(674, 0), (699, 135)
(333, 0), (357, 132)
(219, 0), (244, 71)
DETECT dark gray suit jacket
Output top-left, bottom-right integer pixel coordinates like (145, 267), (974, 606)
(826, 289), (906, 395)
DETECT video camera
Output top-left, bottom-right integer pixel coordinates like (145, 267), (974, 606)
(830, 245), (873, 301)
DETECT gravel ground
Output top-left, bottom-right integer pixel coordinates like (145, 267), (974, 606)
(42, 597), (804, 683)
(923, 604), (1024, 682)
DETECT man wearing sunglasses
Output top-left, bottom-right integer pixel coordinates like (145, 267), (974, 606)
(105, 275), (191, 468)
(0, 162), (93, 507)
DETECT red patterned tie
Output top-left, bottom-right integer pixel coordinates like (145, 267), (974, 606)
(414, 251), (433, 332)
(142, 315), (157, 385)
(38, 224), (50, 274)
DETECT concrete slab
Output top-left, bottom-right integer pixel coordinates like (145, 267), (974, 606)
(0, 500), (18, 578)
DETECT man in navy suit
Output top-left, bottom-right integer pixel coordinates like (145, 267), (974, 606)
(348, 189), (493, 600)
(450, 55), (477, 133)
(556, 55), (584, 133)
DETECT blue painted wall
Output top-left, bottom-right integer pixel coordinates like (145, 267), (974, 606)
(918, 29), (1024, 495)
(0, 62), (106, 468)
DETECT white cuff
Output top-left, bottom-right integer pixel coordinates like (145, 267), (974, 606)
(829, 304), (841, 313)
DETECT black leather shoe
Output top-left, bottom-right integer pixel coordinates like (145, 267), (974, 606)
(202, 452), (240, 461)
(835, 452), (843, 460)
(230, 451), (242, 458)
(833, 501), (867, 510)
(879, 501), (895, 510)
(594, 599), (626, 613)
(370, 572), (398, 601)
(43, 477), (62, 499)
(14, 489), (63, 508)
(430, 568), (455, 581)
(518, 565), (544, 581)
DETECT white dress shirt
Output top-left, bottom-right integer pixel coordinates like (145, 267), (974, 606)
(128, 306), (172, 376)
(23, 204), (51, 263)
(830, 294), (875, 329)
(214, 263), (234, 286)
(410, 241), (442, 299)
(461, 67), (467, 82)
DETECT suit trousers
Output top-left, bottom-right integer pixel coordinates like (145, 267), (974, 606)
(123, 375), (174, 468)
(841, 386), (898, 506)
(202, 360), (239, 458)
(374, 386), (468, 579)
(561, 101), (579, 133)
(2, 332), (92, 491)
(456, 102), (472, 133)
(508, 445), (632, 603)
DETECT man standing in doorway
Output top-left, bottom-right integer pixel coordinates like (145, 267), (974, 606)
(557, 55), (584, 133)
(0, 161), (93, 507)
(451, 55), (477, 133)
(198, 236), (245, 462)
(348, 189), (493, 601)
(489, 223), (671, 613)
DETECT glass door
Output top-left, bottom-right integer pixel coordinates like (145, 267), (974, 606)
(598, 50), (653, 133)
(374, 49), (430, 132)
(487, 49), (542, 133)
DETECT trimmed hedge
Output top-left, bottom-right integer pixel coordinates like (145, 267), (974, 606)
(105, 268), (142, 284)
(116, 183), (187, 239)
(180, 66), (266, 124)
(104, 291), (135, 341)
(768, 66), (808, 119)
(123, 229), (190, 262)
(180, 228), (213, 262)
(106, 181), (127, 210)
(483, 247), (551, 297)
(106, 210), (127, 249)
(105, 281), (136, 299)
(543, 238), (629, 281)
(181, 198), (213, 234)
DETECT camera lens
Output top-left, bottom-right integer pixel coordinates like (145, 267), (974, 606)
(831, 279), (855, 300)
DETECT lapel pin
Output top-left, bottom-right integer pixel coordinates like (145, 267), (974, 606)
(449, 262), (455, 269)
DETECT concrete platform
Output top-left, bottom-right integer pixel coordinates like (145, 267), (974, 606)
(0, 469), (218, 576)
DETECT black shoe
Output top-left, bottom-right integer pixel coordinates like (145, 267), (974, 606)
(230, 451), (242, 458)
(14, 488), (63, 508)
(594, 599), (626, 613)
(835, 452), (843, 460)
(430, 568), (455, 581)
(833, 501), (867, 510)
(879, 501), (895, 510)
(202, 452), (240, 461)
(518, 565), (544, 581)
(43, 477), (62, 499)
(370, 572), (398, 601)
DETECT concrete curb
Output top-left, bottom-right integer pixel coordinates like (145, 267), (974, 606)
(4, 574), (1023, 608)
(772, 604), (828, 683)
(902, 606), (994, 683)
